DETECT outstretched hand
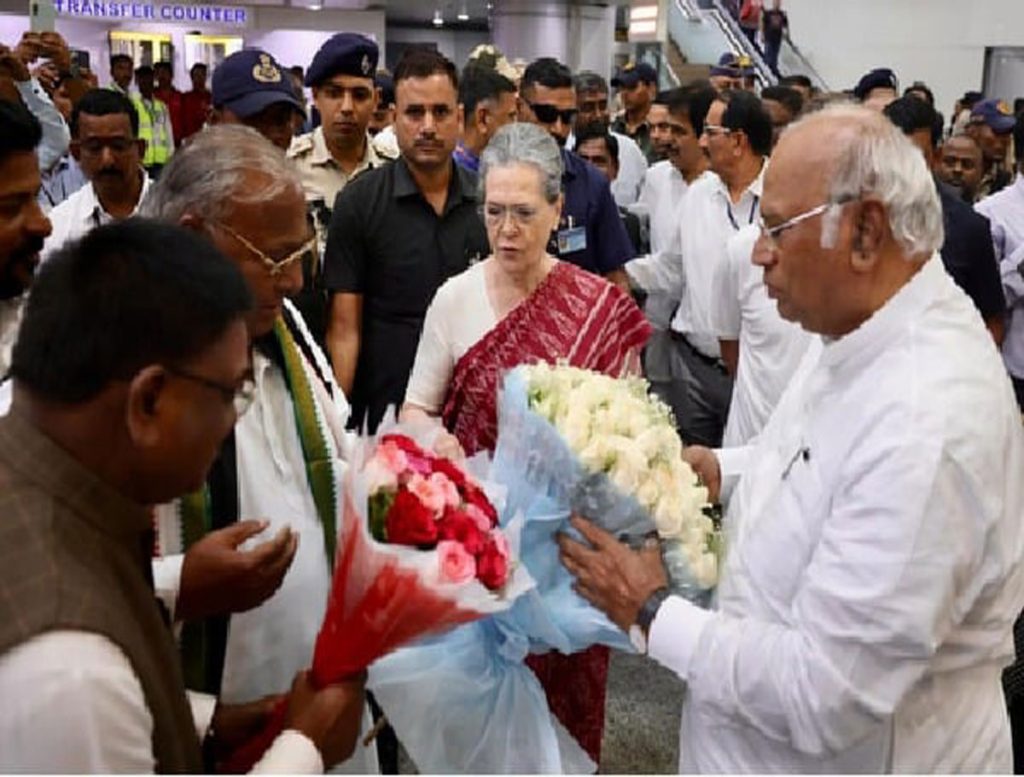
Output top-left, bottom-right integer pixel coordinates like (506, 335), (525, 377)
(177, 520), (298, 621)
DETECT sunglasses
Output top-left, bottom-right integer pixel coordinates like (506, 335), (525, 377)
(528, 102), (578, 125)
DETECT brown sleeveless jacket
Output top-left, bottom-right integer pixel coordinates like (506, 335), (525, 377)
(0, 412), (202, 772)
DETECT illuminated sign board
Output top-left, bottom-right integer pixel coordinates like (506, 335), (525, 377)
(54, 1), (249, 26)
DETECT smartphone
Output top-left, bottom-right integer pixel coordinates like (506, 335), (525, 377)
(69, 49), (89, 78)
(29, 0), (56, 32)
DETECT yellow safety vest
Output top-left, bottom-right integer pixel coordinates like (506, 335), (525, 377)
(132, 96), (172, 167)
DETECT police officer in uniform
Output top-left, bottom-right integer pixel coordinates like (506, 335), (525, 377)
(288, 33), (397, 347)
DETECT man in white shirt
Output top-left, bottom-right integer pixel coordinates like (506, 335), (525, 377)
(559, 104), (1024, 772)
(571, 70), (648, 208)
(666, 89), (770, 447)
(0, 218), (366, 773)
(975, 119), (1024, 409)
(624, 84), (715, 427)
(41, 88), (150, 260)
(710, 91), (811, 448)
(142, 124), (378, 774)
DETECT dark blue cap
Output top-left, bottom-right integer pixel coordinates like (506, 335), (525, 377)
(710, 52), (740, 77)
(305, 32), (379, 88)
(970, 99), (1017, 134)
(611, 61), (658, 88)
(853, 68), (898, 101)
(212, 49), (304, 119)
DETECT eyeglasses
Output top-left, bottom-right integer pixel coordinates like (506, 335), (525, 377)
(702, 124), (733, 137)
(215, 222), (316, 278)
(527, 102), (577, 125)
(478, 203), (541, 228)
(166, 365), (256, 416)
(757, 197), (856, 248)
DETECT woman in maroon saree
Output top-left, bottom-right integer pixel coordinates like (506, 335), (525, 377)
(403, 124), (650, 765)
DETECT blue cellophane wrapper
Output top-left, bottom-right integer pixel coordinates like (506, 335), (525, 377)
(368, 368), (707, 773)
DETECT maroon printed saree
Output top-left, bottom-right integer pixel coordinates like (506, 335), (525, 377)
(440, 260), (651, 763)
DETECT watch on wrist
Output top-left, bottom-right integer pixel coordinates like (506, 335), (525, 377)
(628, 586), (670, 654)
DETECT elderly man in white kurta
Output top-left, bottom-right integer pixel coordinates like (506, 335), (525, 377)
(559, 104), (1024, 772)
(142, 126), (377, 774)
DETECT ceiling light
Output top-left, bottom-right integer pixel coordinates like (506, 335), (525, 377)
(457, 3), (469, 20)
(308, 1), (322, 9)
(433, 9), (444, 26)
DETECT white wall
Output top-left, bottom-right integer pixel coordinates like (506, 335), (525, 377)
(784, 0), (1024, 118)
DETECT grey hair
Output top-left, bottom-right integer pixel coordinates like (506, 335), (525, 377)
(789, 103), (944, 257)
(140, 124), (303, 223)
(478, 123), (564, 204)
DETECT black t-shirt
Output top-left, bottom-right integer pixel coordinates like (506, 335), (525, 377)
(937, 181), (1006, 321)
(323, 157), (489, 431)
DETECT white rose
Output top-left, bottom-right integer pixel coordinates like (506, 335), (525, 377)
(608, 436), (647, 494)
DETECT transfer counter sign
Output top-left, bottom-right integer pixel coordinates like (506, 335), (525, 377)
(54, 1), (249, 26)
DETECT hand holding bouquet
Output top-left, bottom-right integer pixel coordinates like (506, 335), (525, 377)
(224, 427), (531, 772)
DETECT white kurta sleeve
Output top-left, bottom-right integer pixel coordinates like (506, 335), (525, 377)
(625, 249), (683, 297)
(404, 287), (455, 414)
(1002, 242), (1024, 306)
(654, 435), (995, 758)
(152, 553), (184, 621)
(15, 78), (70, 173)
(0, 630), (156, 772)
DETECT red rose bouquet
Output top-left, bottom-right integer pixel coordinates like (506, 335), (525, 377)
(224, 427), (531, 772)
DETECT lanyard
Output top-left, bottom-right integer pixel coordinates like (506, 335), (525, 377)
(726, 194), (759, 231)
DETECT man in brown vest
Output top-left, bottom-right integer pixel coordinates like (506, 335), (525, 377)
(0, 218), (365, 772)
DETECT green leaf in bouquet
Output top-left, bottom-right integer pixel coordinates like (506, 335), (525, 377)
(368, 489), (396, 542)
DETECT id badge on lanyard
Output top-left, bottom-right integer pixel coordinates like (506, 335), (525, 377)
(556, 215), (587, 254)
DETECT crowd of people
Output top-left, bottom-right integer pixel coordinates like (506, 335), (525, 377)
(0, 18), (1023, 775)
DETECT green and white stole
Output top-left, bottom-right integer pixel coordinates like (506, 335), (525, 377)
(179, 313), (339, 694)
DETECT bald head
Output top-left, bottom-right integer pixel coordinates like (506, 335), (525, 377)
(756, 104), (943, 337)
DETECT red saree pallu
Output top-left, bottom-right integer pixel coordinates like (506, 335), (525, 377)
(441, 261), (651, 763)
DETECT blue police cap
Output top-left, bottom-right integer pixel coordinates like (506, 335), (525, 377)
(853, 68), (898, 101)
(305, 32), (379, 87)
(970, 99), (1017, 134)
(611, 62), (658, 89)
(212, 49), (304, 119)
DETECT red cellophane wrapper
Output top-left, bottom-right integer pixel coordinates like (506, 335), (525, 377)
(222, 426), (531, 773)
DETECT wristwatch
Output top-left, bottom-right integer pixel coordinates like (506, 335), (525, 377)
(628, 586), (670, 654)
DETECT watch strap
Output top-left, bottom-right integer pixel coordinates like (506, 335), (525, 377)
(636, 586), (671, 634)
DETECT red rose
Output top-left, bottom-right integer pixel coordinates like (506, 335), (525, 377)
(385, 488), (439, 546)
(463, 484), (498, 527)
(430, 457), (469, 490)
(476, 536), (509, 590)
(437, 508), (486, 556)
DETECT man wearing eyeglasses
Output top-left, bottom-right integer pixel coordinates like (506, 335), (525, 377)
(518, 58), (632, 292)
(559, 104), (1024, 774)
(40, 88), (150, 261)
(142, 124), (380, 773)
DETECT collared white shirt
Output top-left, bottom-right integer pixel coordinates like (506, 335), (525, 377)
(0, 630), (322, 773)
(152, 301), (377, 774)
(649, 256), (1024, 772)
(671, 163), (765, 358)
(976, 174), (1024, 379)
(41, 171), (152, 261)
(712, 225), (811, 446)
(16, 77), (70, 174)
(625, 165), (704, 330)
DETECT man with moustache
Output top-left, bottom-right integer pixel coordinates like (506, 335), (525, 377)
(572, 70), (648, 206)
(0, 101), (51, 376)
(518, 57), (632, 289)
(41, 89), (149, 260)
(938, 133), (985, 203)
(324, 49), (488, 432)
(626, 85), (716, 428)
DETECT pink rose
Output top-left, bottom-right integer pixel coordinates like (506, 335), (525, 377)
(364, 456), (398, 494)
(374, 440), (409, 475)
(407, 474), (447, 515)
(430, 472), (461, 509)
(464, 503), (493, 533)
(437, 540), (477, 585)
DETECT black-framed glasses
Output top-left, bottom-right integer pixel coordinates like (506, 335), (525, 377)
(166, 365), (256, 416)
(528, 102), (577, 125)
